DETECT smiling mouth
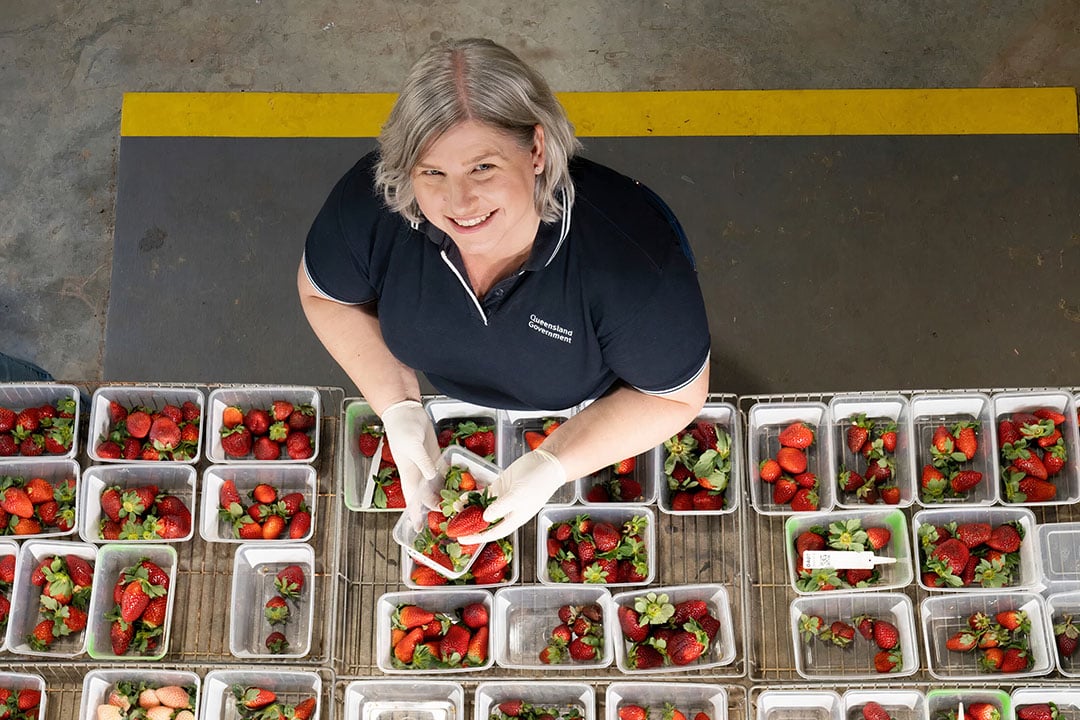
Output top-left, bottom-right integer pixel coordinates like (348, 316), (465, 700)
(452, 211), (493, 228)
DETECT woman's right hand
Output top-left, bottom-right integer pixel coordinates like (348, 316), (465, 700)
(381, 400), (441, 522)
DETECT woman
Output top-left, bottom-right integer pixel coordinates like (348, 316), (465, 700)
(298, 38), (710, 542)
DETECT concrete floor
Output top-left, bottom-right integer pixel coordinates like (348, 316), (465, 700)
(2, 1), (1079, 384)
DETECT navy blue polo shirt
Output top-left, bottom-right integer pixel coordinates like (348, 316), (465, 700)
(303, 151), (710, 411)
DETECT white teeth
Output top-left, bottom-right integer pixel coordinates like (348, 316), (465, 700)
(455, 212), (491, 227)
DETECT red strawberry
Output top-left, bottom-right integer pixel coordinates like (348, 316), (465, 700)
(293, 698), (317, 720)
(500, 700), (526, 717)
(671, 490), (694, 510)
(467, 625), (488, 665)
(866, 527), (891, 550)
(236, 686), (278, 710)
(124, 410), (151, 439)
(847, 418), (871, 454)
(776, 447), (807, 474)
(261, 514), (286, 539)
(0, 487), (33, 518)
(772, 477), (798, 504)
(627, 641), (665, 669)
(220, 426), (253, 457)
(620, 706), (649, 720)
(524, 430), (546, 451)
(568, 636), (598, 661)
(410, 564), (448, 586)
(65, 554), (94, 587)
(461, 428), (496, 457)
(287, 405), (317, 431)
(15, 407), (41, 433)
(120, 580), (151, 622)
(445, 505), (490, 539)
(618, 605), (649, 642)
(672, 599), (709, 624)
(0, 554), (14, 583)
(141, 595), (168, 628)
(967, 705), (1001, 720)
(591, 521), (621, 553)
(954, 522), (992, 548)
(439, 622), (471, 664)
(862, 702), (892, 720)
(873, 648), (902, 673)
(285, 430), (314, 459)
(1012, 453), (1048, 480)
(691, 489), (724, 510)
(288, 510), (312, 538)
(275, 564), (305, 598)
(872, 619), (899, 649)
(1017, 476), (1057, 502)
(0, 433), (17, 456)
(950, 470), (983, 494)
(253, 436), (281, 460)
(995, 609), (1028, 631)
(1017, 705), (1059, 720)
(110, 619), (134, 655)
(1000, 647), (1030, 673)
(838, 469), (865, 492)
(358, 429), (381, 457)
(986, 524), (1022, 553)
(148, 416), (181, 450)
(930, 538), (970, 578)
(790, 487), (818, 511)
(244, 408), (272, 436)
(667, 626), (708, 664)
(879, 485), (901, 505)
(795, 530), (826, 554)
(27, 618), (55, 651)
(0, 407), (14, 433)
(759, 458), (782, 483)
(585, 484), (609, 503)
(953, 423), (978, 459)
(778, 421), (814, 449)
(612, 457), (636, 475)
(470, 539), (511, 578)
(24, 477), (54, 504)
(460, 602), (488, 629)
(271, 400), (294, 421)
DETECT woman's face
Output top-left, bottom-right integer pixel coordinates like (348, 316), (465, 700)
(412, 120), (545, 257)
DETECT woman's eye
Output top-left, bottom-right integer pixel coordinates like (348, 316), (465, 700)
(422, 169), (442, 176)
(475, 163), (493, 172)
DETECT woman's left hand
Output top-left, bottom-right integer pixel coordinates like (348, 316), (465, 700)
(457, 449), (566, 544)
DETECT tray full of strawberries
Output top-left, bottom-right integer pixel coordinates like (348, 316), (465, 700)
(492, 585), (613, 669)
(79, 464), (195, 543)
(611, 583), (736, 673)
(206, 386), (320, 463)
(200, 464), (316, 543)
(88, 386), (204, 463)
(657, 401), (741, 514)
(80, 669), (199, 720)
(201, 670), (321, 720)
(537, 505), (654, 586)
(829, 395), (915, 508)
(85, 544), (177, 660)
(911, 392), (996, 505)
(992, 390), (1080, 505)
(0, 383), (80, 460)
(376, 589), (492, 674)
(913, 506), (1039, 591)
(748, 402), (834, 514)
(0, 461), (79, 538)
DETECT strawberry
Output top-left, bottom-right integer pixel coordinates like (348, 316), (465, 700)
(358, 427), (382, 456)
(1056, 614), (1079, 657)
(778, 421), (814, 449)
(790, 487), (818, 511)
(15, 407), (41, 433)
(627, 642), (665, 669)
(614, 476), (644, 501)
(612, 457), (636, 475)
(288, 405), (317, 431)
(285, 430), (314, 459)
(16, 689), (41, 711)
(619, 707), (648, 720)
(125, 410), (152, 439)
(932, 425), (957, 455)
(0, 487), (33, 518)
(846, 415), (872, 454)
(274, 564), (305, 598)
(395, 604), (435, 630)
(253, 436), (281, 460)
(946, 629), (978, 651)
(24, 477), (54, 504)
(667, 625), (708, 664)
(467, 625), (488, 665)
(445, 505), (489, 539)
(524, 430), (546, 450)
(954, 522), (992, 548)
(591, 521), (621, 553)
(1017, 705), (1059, 720)
(287, 510), (312, 539)
(0, 407), (14, 433)
(986, 524), (1022, 552)
(410, 564), (448, 586)
(270, 400), (294, 421)
(776, 447), (807, 474)
(0, 554), (14, 583)
(967, 705), (1001, 720)
(795, 530), (826, 554)
(460, 426), (496, 457)
(0, 433), (17, 456)
(264, 595), (290, 625)
(439, 622), (471, 664)
(234, 686), (277, 710)
(953, 422), (978, 459)
(108, 619), (133, 655)
(1017, 476), (1057, 502)
(499, 700), (526, 717)
(838, 469), (865, 492)
(461, 602), (489, 629)
(930, 538), (970, 578)
(65, 554), (94, 587)
(148, 417), (181, 451)
(120, 580), (151, 622)
(825, 620), (855, 646)
(27, 618), (55, 650)
(568, 635), (599, 661)
(220, 426), (253, 457)
(873, 648), (902, 673)
(1012, 453), (1048, 480)
(293, 697), (318, 720)
(140, 595), (168, 628)
(759, 458), (782, 483)
(995, 609), (1029, 631)
(244, 408), (272, 436)
(866, 526), (891, 550)
(854, 615), (876, 640)
(672, 599), (709, 624)
(862, 702), (892, 720)
(1000, 647), (1029, 673)
(949, 470), (983, 494)
(772, 477), (797, 504)
(872, 619), (899, 649)
(618, 605), (649, 642)
(250, 483), (277, 505)
(691, 489), (724, 510)
(261, 514), (286, 539)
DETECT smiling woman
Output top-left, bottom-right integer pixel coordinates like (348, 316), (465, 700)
(297, 38), (711, 542)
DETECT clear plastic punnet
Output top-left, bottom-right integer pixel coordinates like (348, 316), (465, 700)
(747, 401), (835, 515)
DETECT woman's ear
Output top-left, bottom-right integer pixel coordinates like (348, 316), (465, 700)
(531, 124), (546, 171)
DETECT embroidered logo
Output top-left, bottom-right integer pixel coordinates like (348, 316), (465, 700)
(528, 314), (574, 345)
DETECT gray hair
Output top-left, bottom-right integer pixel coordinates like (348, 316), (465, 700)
(375, 38), (581, 225)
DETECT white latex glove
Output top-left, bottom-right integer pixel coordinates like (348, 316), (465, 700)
(458, 449), (567, 544)
(381, 400), (440, 523)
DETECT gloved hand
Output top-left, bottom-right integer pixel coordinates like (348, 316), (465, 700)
(458, 449), (567, 544)
(381, 400), (440, 523)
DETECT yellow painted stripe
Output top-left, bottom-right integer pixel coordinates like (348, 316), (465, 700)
(121, 88), (1078, 138)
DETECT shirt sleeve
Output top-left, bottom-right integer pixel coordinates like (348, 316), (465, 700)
(302, 155), (383, 305)
(599, 240), (712, 394)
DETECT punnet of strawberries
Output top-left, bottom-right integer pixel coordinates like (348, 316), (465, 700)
(793, 518), (894, 591)
(917, 519), (1024, 588)
(837, 412), (902, 505)
(0, 473), (76, 536)
(758, 420), (821, 511)
(98, 483), (192, 541)
(535, 602), (605, 665)
(797, 611), (906, 673)
(545, 513), (649, 584)
(230, 685), (317, 720)
(23, 552), (94, 654)
(259, 563), (306, 655)
(408, 536), (513, 587)
(942, 608), (1035, 673)
(96, 399), (201, 461)
(663, 418), (733, 511)
(998, 407), (1071, 503)
(436, 418), (496, 462)
(218, 400), (315, 461)
(1017, 703), (1062, 720)
(94, 680), (197, 720)
(104, 557), (171, 657)
(0, 395), (76, 457)
(918, 419), (984, 502)
(216, 477), (311, 541)
(0, 685), (43, 719)
(388, 600), (489, 670)
(616, 591), (722, 669)
(936, 702), (1002, 720)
